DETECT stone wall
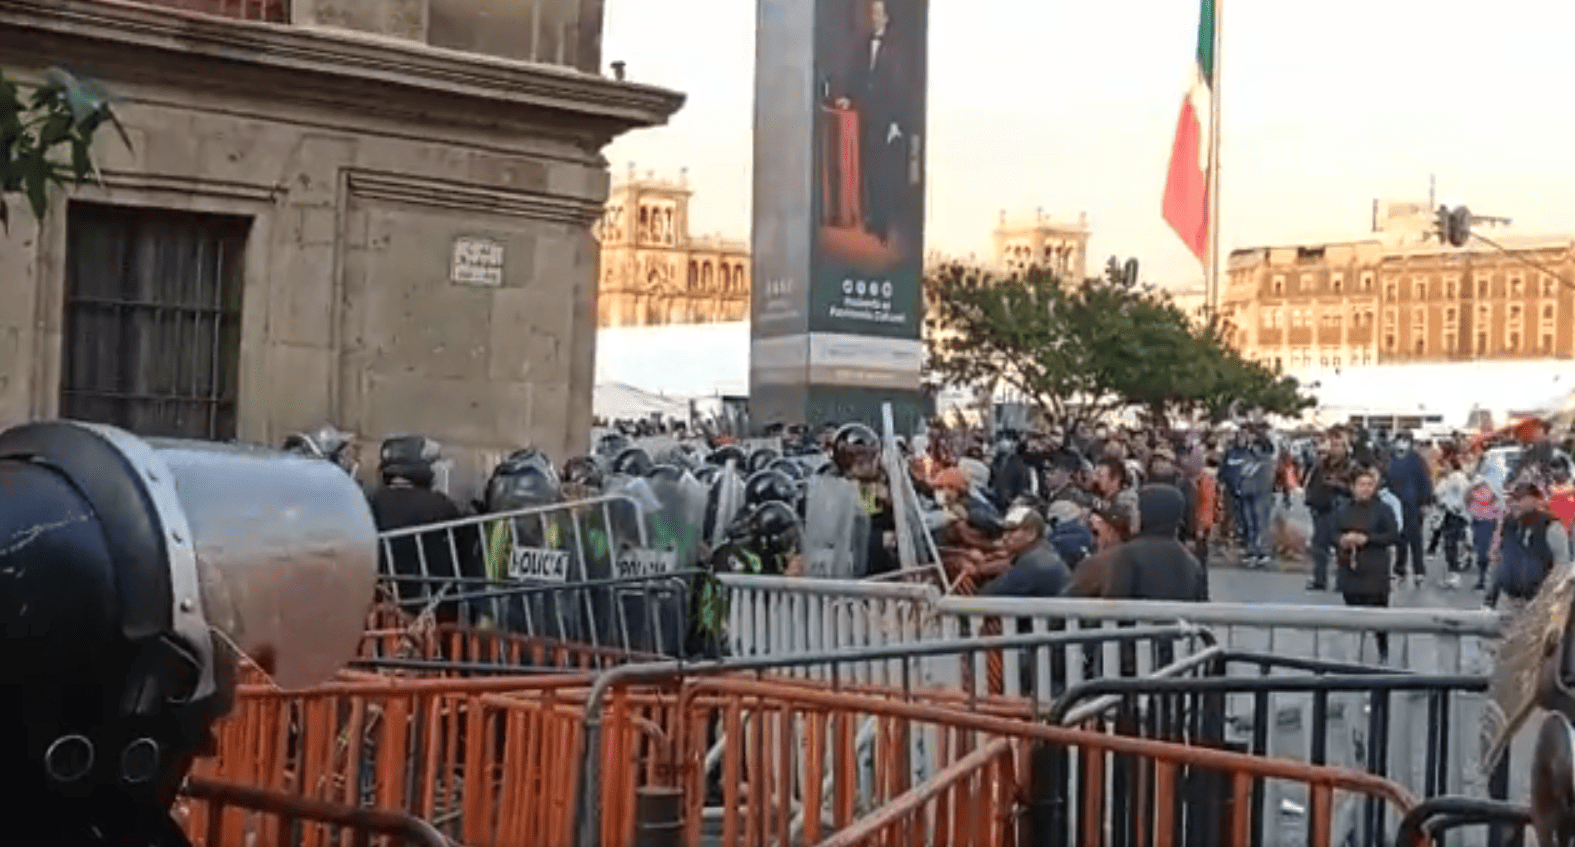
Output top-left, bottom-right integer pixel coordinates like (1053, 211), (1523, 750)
(0, 0), (680, 497)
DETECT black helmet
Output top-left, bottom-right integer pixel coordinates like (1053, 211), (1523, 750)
(496, 447), (557, 485)
(657, 446), (697, 472)
(379, 435), (441, 486)
(832, 423), (881, 477)
(694, 465), (722, 487)
(768, 458), (806, 481)
(710, 444), (748, 469)
(611, 447), (654, 478)
(596, 432), (633, 459)
(647, 463), (686, 484)
(748, 501), (802, 559)
(486, 465), (560, 512)
(744, 469), (796, 507)
(746, 448), (780, 475)
(563, 455), (604, 489)
(282, 423), (357, 472)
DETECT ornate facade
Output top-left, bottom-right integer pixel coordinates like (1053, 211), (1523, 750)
(1220, 201), (1575, 373)
(595, 167), (750, 327)
(991, 209), (1090, 281)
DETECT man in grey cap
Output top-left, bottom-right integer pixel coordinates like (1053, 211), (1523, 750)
(978, 505), (1072, 597)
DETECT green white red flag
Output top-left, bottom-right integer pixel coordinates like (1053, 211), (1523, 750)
(1162, 0), (1216, 262)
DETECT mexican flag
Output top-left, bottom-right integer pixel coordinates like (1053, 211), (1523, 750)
(1162, 0), (1216, 262)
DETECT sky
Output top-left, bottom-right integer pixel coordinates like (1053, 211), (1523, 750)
(602, 0), (1575, 290)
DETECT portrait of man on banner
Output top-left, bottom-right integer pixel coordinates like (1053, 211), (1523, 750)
(818, 0), (925, 274)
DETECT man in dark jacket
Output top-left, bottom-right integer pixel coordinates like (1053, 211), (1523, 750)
(979, 505), (1071, 597)
(1385, 431), (1434, 586)
(1103, 484), (1208, 602)
(369, 436), (486, 622)
(1304, 428), (1356, 591)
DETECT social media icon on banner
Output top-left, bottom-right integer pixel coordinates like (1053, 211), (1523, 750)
(856, 281), (867, 296)
(842, 279), (853, 294)
(882, 281), (893, 298)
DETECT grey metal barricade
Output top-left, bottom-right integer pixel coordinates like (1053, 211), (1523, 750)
(376, 494), (692, 657)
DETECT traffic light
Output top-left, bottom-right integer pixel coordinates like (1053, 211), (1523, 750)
(1435, 206), (1450, 244)
(1447, 206), (1472, 248)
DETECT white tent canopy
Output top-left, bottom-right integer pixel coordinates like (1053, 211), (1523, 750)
(594, 322), (749, 419)
(1295, 359), (1575, 428)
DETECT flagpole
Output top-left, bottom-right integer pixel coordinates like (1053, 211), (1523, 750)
(1205, 0), (1223, 316)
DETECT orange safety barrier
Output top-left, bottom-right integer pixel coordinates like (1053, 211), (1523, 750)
(178, 777), (449, 847)
(655, 677), (1418, 847)
(821, 106), (862, 228)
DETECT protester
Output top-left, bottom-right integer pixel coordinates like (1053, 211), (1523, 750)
(977, 505), (1071, 597)
(1485, 482), (1572, 616)
(1386, 431), (1434, 589)
(1101, 484), (1208, 602)
(1334, 467), (1401, 661)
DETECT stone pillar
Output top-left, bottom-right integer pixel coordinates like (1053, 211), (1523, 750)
(293, 0), (429, 41)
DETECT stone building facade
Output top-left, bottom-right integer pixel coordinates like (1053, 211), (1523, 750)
(0, 0), (681, 493)
(1220, 201), (1575, 374)
(991, 209), (1089, 281)
(594, 167), (749, 327)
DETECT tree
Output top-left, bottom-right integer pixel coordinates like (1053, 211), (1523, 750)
(1, 66), (129, 228)
(924, 260), (1314, 428)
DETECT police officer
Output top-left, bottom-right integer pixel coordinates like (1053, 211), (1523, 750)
(368, 436), (484, 623)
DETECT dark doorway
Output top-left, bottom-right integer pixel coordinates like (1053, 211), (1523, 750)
(60, 202), (249, 441)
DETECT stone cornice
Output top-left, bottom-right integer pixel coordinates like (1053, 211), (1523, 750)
(348, 169), (603, 225)
(0, 0), (684, 140)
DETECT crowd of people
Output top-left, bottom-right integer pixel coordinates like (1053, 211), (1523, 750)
(283, 411), (1575, 642)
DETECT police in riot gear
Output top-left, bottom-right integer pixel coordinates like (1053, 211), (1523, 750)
(611, 447), (654, 479)
(746, 448), (780, 475)
(595, 432), (633, 463)
(562, 456), (604, 498)
(281, 423), (359, 475)
(695, 465), (722, 487)
(713, 500), (803, 577)
(483, 447), (560, 513)
(709, 443), (747, 471)
(368, 435), (484, 622)
(769, 457), (808, 483)
(829, 422), (897, 575)
(648, 463), (687, 484)
(744, 468), (797, 508)
(832, 422), (882, 479)
(0, 420), (375, 847)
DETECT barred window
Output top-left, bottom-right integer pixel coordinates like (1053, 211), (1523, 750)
(60, 202), (247, 440)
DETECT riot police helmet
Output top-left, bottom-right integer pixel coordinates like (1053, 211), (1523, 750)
(282, 423), (357, 473)
(563, 455), (603, 488)
(744, 468), (797, 507)
(486, 462), (561, 513)
(694, 465), (722, 487)
(379, 434), (441, 487)
(748, 500), (803, 560)
(832, 423), (882, 476)
(768, 458), (807, 481)
(656, 445), (697, 472)
(611, 447), (654, 478)
(647, 463), (686, 484)
(596, 432), (633, 459)
(746, 448), (780, 475)
(710, 443), (748, 470)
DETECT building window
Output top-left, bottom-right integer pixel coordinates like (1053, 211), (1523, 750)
(1510, 276), (1524, 297)
(1363, 309), (1375, 327)
(1508, 332), (1521, 351)
(1385, 333), (1397, 351)
(1274, 356), (1284, 370)
(1331, 274), (1344, 294)
(1475, 333), (1488, 355)
(1384, 279), (1398, 299)
(1412, 277), (1426, 300)
(1444, 307), (1458, 327)
(1444, 277), (1459, 298)
(1415, 338), (1425, 355)
(1543, 276), (1558, 297)
(60, 202), (247, 440)
(1384, 308), (1397, 327)
(1443, 332), (1456, 352)
(1509, 304), (1523, 325)
(1332, 355), (1341, 368)
(1272, 275), (1284, 296)
(1544, 304), (1556, 322)
(1543, 333), (1556, 354)
(1477, 278), (1490, 298)
(1300, 274), (1314, 292)
(1361, 272), (1374, 292)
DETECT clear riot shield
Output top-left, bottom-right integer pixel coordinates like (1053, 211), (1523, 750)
(707, 466), (748, 550)
(614, 474), (706, 654)
(801, 474), (871, 579)
(493, 500), (585, 647)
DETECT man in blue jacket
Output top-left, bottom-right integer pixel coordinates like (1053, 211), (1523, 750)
(1385, 430), (1434, 587)
(1222, 427), (1276, 569)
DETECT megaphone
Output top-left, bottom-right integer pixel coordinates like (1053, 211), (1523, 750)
(0, 420), (377, 845)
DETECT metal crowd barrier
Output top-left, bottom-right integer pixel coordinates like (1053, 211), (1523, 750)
(376, 495), (695, 659)
(178, 777), (449, 847)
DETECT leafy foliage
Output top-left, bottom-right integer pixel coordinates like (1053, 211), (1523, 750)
(0, 66), (130, 229)
(924, 258), (1314, 427)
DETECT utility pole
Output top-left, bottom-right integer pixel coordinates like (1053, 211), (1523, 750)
(1428, 174), (1435, 212)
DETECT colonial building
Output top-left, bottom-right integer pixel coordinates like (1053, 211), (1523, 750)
(992, 209), (1090, 281)
(0, 0), (681, 493)
(594, 167), (749, 327)
(1220, 201), (1575, 374)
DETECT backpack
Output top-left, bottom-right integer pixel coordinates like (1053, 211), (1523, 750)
(1049, 519), (1095, 569)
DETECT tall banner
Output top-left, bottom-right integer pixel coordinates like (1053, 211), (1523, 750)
(751, 0), (930, 433)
